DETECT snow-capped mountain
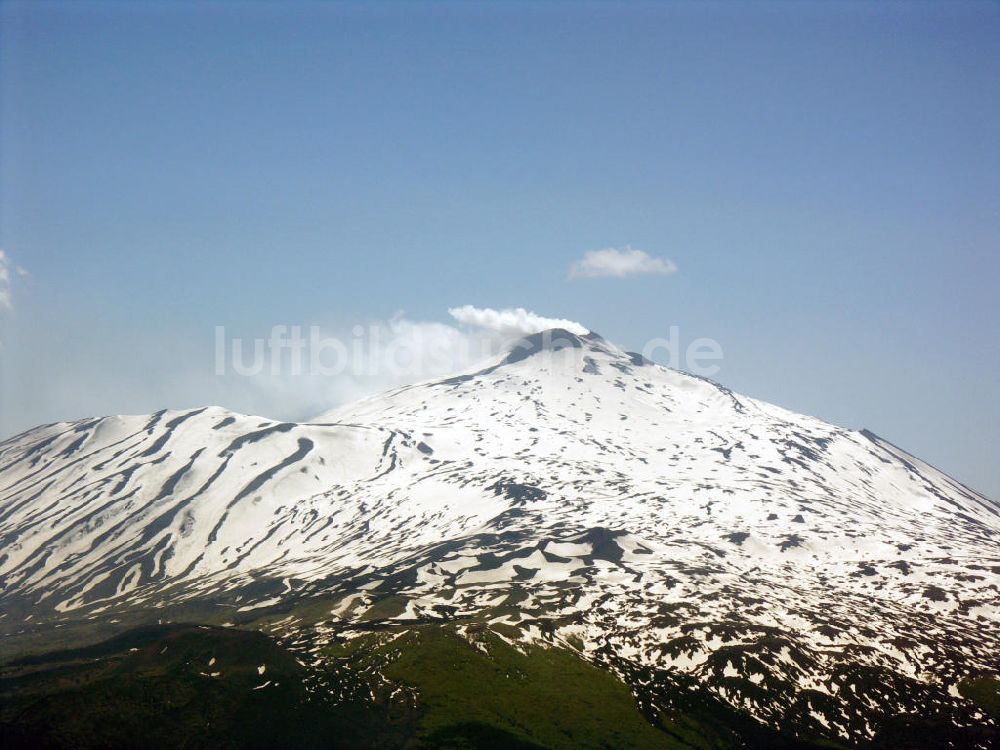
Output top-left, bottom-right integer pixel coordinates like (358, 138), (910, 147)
(1, 329), (997, 745)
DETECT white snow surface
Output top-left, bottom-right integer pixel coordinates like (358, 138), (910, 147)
(1, 328), (997, 742)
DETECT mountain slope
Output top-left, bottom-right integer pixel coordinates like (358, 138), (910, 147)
(1, 329), (997, 747)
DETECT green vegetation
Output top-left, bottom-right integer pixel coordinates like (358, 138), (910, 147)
(3, 619), (995, 749)
(0, 625), (406, 749)
(959, 673), (1000, 718)
(1, 621), (720, 749)
(358, 623), (681, 749)
(359, 594), (409, 621)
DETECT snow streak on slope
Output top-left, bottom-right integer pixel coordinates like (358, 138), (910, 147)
(1, 329), (997, 744)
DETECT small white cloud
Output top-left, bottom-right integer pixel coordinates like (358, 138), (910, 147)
(448, 305), (588, 336)
(569, 246), (677, 279)
(0, 250), (13, 311)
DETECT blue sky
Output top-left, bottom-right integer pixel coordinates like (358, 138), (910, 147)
(1, 1), (998, 498)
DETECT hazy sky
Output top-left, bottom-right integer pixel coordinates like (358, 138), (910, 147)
(1, 1), (998, 498)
